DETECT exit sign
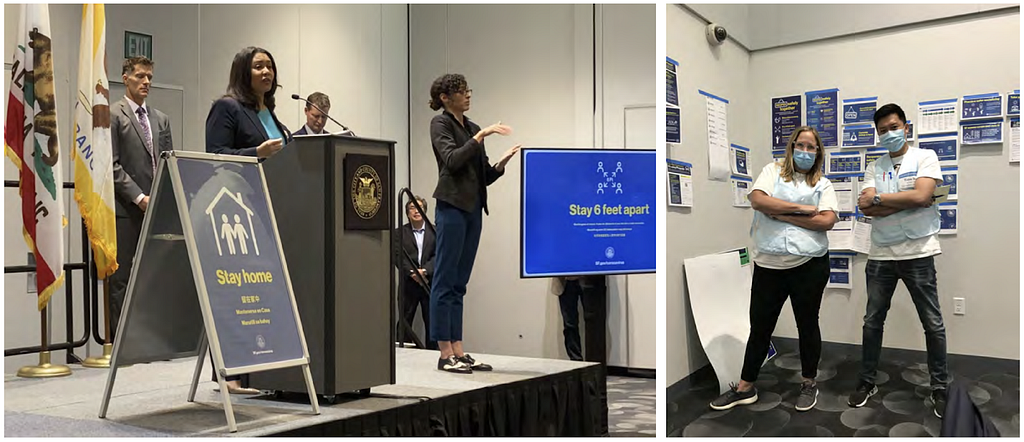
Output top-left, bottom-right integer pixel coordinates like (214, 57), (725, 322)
(124, 31), (152, 59)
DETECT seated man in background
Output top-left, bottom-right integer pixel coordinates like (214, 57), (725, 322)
(555, 275), (608, 364)
(294, 91), (330, 135)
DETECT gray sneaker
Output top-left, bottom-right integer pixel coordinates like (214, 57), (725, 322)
(710, 384), (758, 410)
(795, 381), (818, 412)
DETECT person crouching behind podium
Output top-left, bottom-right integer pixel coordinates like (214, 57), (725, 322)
(203, 46), (292, 394)
(394, 196), (438, 350)
(294, 92), (330, 135)
(427, 73), (521, 374)
(710, 126), (838, 412)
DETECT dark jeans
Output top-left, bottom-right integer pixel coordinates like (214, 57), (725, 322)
(741, 254), (829, 382)
(399, 282), (438, 350)
(430, 200), (482, 343)
(557, 279), (607, 364)
(860, 256), (949, 390)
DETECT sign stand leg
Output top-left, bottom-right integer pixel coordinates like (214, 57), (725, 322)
(188, 333), (208, 403)
(301, 364), (321, 415)
(98, 363), (120, 418)
(216, 371), (238, 433)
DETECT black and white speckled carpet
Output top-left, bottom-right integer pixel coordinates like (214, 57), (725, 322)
(668, 338), (1019, 437)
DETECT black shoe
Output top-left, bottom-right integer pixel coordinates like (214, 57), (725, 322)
(932, 388), (947, 419)
(458, 353), (492, 371)
(710, 383), (758, 410)
(437, 356), (472, 374)
(847, 381), (877, 408)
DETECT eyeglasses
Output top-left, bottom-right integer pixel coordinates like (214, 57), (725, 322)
(793, 141), (818, 152)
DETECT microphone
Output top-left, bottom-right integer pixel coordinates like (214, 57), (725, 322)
(291, 94), (354, 135)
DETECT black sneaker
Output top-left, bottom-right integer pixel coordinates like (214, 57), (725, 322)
(458, 353), (492, 371)
(847, 381), (877, 408)
(795, 381), (818, 412)
(710, 384), (758, 410)
(931, 388), (947, 419)
(437, 356), (472, 374)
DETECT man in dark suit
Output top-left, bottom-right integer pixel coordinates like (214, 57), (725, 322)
(294, 92), (330, 136)
(394, 196), (437, 350)
(109, 56), (174, 338)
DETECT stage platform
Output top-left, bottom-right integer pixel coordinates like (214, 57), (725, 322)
(5, 347), (607, 437)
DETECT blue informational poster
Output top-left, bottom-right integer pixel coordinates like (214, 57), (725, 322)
(828, 151), (863, 174)
(842, 97), (877, 125)
(1009, 90), (1020, 116)
(962, 93), (1003, 119)
(842, 124), (876, 148)
(939, 202), (957, 233)
(666, 57), (679, 106)
(918, 133), (958, 163)
(907, 120), (915, 141)
(176, 158), (305, 370)
(961, 118), (1004, 145)
(521, 149), (656, 277)
(667, 107), (681, 144)
(941, 166), (958, 199)
(771, 95), (802, 149)
(865, 148), (887, 166)
(806, 88), (839, 147)
(731, 144), (750, 176)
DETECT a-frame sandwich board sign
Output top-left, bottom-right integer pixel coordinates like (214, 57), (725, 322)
(98, 151), (320, 432)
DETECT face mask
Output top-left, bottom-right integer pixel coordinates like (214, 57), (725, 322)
(879, 129), (906, 152)
(794, 150), (816, 172)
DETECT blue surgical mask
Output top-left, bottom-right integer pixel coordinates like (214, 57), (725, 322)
(794, 150), (816, 171)
(879, 129), (906, 152)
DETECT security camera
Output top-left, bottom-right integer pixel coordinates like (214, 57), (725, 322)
(705, 23), (727, 46)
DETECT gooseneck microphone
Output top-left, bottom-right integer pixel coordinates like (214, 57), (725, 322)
(291, 93), (352, 134)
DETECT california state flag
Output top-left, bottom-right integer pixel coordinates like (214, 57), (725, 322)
(4, 4), (67, 310)
(73, 4), (118, 279)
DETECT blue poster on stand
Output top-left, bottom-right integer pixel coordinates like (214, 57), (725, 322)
(842, 124), (876, 148)
(961, 118), (1004, 145)
(842, 97), (877, 125)
(666, 57), (679, 106)
(176, 158), (305, 370)
(667, 107), (681, 144)
(961, 93), (1003, 119)
(771, 95), (802, 149)
(521, 149), (656, 277)
(806, 89), (839, 147)
(918, 133), (958, 164)
(1009, 90), (1020, 116)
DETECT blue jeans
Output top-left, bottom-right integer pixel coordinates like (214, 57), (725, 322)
(860, 256), (950, 390)
(429, 200), (482, 342)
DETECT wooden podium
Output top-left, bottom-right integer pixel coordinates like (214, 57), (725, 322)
(250, 134), (396, 399)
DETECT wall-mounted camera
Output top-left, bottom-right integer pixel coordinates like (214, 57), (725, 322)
(705, 23), (728, 46)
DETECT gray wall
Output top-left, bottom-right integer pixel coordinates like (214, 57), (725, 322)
(3, 4), (410, 373)
(686, 3), (1015, 50)
(409, 4), (656, 368)
(667, 3), (1020, 386)
(665, 4), (759, 386)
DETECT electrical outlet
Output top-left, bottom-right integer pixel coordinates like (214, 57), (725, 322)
(953, 297), (966, 316)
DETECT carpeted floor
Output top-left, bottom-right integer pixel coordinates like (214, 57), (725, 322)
(608, 375), (657, 437)
(668, 338), (1019, 437)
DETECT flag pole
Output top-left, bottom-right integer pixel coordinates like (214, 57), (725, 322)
(83, 279), (114, 368)
(17, 306), (72, 378)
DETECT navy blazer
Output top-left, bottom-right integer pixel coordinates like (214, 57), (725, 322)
(205, 96), (291, 156)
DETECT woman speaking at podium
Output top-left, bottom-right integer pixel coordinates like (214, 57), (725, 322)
(427, 74), (520, 374)
(206, 46), (291, 159)
(709, 126), (837, 412)
(202, 46), (292, 394)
